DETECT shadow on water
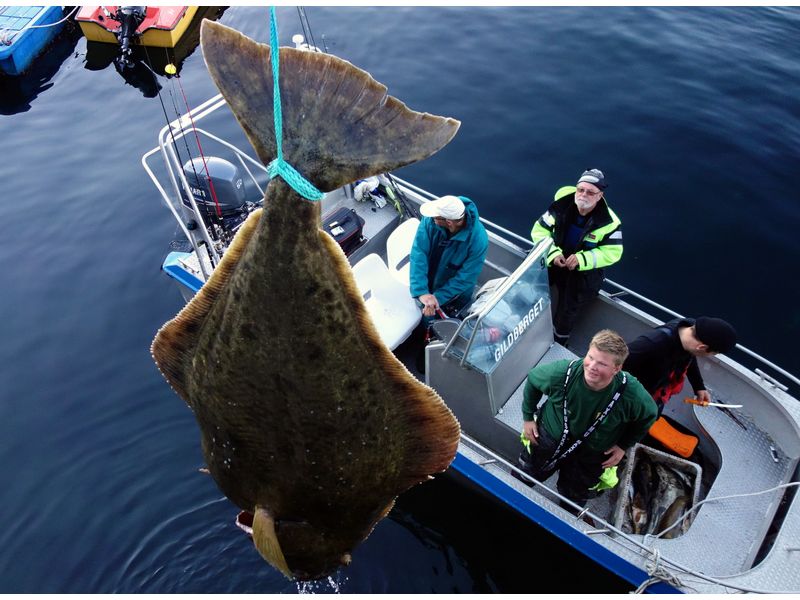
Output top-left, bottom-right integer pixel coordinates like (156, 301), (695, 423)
(0, 21), (82, 116)
(82, 6), (226, 99)
(391, 472), (633, 593)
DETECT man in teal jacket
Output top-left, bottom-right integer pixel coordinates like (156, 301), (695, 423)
(518, 329), (657, 506)
(410, 195), (489, 323)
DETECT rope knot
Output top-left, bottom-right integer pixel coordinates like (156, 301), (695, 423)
(631, 549), (685, 593)
(267, 158), (324, 201)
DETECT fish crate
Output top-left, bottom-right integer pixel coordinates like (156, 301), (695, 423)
(612, 443), (702, 538)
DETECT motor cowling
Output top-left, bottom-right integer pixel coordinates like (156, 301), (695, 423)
(181, 157), (247, 217)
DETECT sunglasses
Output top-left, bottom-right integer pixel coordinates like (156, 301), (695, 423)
(575, 187), (601, 198)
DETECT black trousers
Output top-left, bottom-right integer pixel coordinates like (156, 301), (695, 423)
(549, 267), (604, 345)
(518, 426), (606, 506)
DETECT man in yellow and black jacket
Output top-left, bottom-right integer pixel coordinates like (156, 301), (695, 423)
(531, 169), (622, 346)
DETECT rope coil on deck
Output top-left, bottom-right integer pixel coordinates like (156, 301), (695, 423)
(266, 6), (324, 202)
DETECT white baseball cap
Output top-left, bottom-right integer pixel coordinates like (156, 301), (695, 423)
(419, 195), (466, 220)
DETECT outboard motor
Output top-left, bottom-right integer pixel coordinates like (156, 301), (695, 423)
(181, 157), (250, 234)
(114, 6), (146, 68)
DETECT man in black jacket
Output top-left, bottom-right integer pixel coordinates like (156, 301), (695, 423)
(623, 316), (737, 413)
(530, 168), (623, 346)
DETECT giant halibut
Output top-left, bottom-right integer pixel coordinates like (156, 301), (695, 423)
(151, 20), (461, 580)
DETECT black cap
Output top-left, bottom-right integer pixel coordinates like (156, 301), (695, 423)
(578, 168), (607, 190)
(695, 317), (737, 353)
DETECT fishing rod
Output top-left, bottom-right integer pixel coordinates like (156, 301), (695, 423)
(384, 173), (421, 220)
(141, 46), (226, 245)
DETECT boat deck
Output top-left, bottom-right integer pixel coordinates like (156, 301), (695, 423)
(325, 185), (800, 591)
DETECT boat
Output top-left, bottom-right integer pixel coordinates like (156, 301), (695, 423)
(82, 7), (225, 97)
(142, 35), (800, 595)
(0, 10), (81, 115)
(0, 6), (68, 76)
(76, 6), (198, 67)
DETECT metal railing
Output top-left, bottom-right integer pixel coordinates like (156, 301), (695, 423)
(602, 279), (800, 390)
(142, 93), (268, 280)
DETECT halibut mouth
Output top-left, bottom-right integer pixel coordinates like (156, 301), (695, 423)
(151, 19), (461, 580)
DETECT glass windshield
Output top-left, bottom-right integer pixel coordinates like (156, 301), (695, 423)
(457, 252), (551, 374)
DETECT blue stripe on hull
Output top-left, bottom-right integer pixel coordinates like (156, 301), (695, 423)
(163, 252), (204, 293)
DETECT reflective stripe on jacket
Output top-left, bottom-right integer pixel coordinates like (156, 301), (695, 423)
(530, 185), (623, 271)
(409, 196), (489, 306)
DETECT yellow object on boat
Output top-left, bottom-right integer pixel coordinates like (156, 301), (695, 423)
(76, 6), (199, 49)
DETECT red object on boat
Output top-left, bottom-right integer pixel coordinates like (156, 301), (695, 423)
(76, 6), (198, 48)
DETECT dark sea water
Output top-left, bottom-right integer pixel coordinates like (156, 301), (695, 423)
(1, 5), (799, 593)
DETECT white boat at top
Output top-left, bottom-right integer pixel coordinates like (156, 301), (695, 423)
(142, 36), (800, 595)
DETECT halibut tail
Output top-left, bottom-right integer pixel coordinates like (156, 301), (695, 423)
(200, 20), (460, 192)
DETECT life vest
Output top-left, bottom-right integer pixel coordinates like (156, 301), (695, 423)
(530, 186), (623, 271)
(652, 364), (689, 405)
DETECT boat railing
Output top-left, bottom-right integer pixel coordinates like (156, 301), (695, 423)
(461, 434), (620, 531)
(602, 279), (800, 392)
(142, 93), (268, 279)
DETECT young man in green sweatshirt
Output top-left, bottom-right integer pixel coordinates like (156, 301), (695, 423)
(519, 329), (657, 506)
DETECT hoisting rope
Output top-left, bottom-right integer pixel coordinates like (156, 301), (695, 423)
(266, 6), (324, 202)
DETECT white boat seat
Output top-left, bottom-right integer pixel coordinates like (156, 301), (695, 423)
(385, 217), (420, 286)
(351, 253), (421, 351)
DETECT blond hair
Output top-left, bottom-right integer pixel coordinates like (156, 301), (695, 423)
(589, 329), (629, 366)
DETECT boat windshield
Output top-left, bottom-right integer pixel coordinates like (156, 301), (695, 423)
(449, 241), (552, 375)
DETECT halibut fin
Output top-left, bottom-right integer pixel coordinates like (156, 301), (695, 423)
(150, 209), (262, 403)
(319, 232), (461, 485)
(200, 20), (460, 192)
(252, 506), (292, 579)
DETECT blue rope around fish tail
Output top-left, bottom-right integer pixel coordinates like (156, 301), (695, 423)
(266, 6), (325, 202)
